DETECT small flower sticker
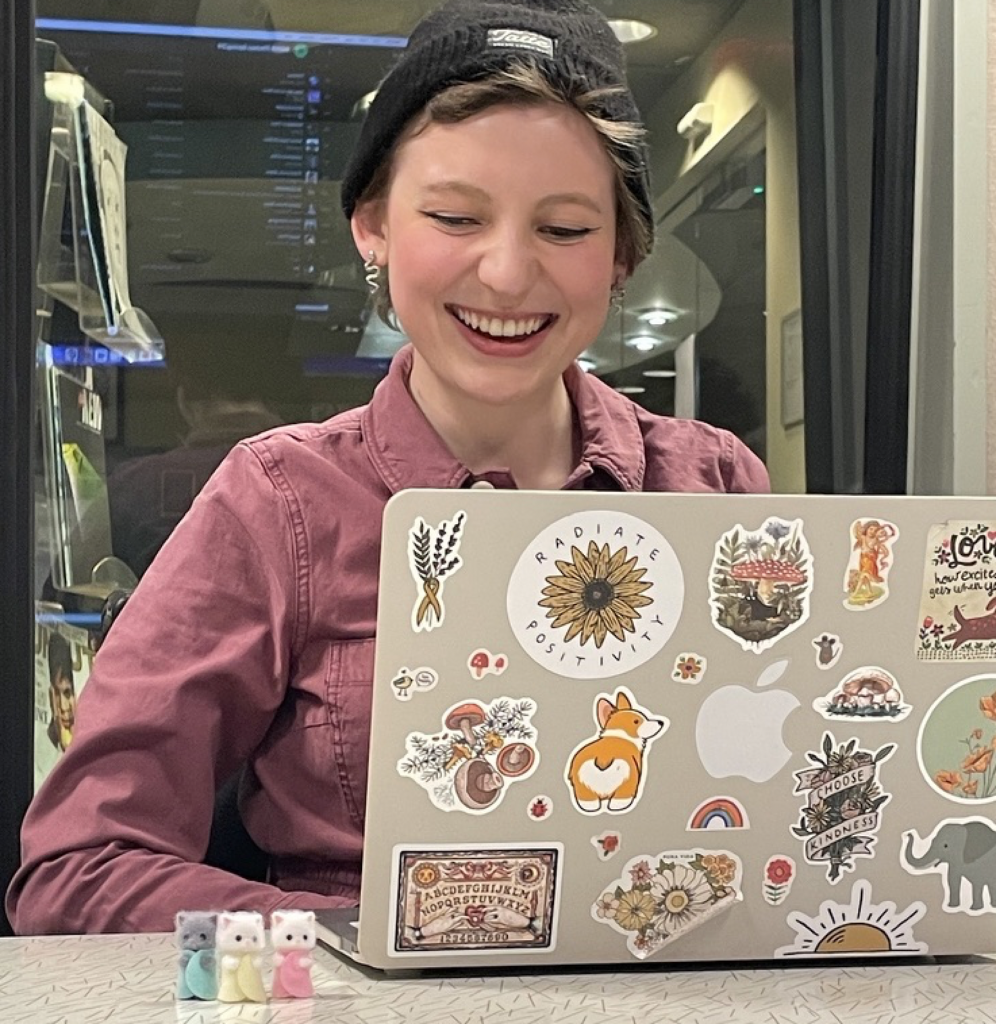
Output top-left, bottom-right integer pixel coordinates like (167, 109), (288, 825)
(528, 795), (552, 821)
(672, 653), (707, 684)
(762, 855), (796, 905)
(591, 831), (622, 860)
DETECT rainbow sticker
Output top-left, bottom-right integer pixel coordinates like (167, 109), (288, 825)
(686, 796), (750, 832)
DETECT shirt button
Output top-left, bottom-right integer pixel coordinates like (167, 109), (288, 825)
(470, 480), (495, 489)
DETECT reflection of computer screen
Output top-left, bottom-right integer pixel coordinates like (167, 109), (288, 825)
(37, 19), (404, 326)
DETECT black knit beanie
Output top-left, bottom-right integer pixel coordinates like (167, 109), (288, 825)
(340, 0), (653, 252)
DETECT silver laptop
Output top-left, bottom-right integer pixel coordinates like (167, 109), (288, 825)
(318, 488), (996, 970)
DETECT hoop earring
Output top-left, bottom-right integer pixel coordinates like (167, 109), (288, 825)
(610, 282), (626, 314)
(364, 250), (382, 295)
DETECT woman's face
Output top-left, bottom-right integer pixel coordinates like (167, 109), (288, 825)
(354, 101), (624, 413)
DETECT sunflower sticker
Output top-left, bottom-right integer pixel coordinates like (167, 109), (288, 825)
(592, 849), (742, 959)
(506, 511), (683, 678)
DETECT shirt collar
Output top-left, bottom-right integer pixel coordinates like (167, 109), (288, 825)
(362, 345), (647, 493)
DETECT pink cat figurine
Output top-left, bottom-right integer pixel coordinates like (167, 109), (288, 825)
(270, 910), (316, 999)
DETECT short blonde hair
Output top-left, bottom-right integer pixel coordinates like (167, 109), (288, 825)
(357, 61), (651, 326)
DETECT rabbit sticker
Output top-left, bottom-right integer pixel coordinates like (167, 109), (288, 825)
(565, 688), (668, 814)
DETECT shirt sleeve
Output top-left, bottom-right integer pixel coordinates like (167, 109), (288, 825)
(723, 432), (771, 493)
(6, 443), (345, 934)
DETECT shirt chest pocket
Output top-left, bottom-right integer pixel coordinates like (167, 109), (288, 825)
(325, 638), (375, 833)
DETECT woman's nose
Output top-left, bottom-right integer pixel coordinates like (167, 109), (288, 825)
(476, 227), (536, 300)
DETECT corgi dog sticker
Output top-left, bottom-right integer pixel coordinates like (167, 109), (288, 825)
(565, 688), (668, 814)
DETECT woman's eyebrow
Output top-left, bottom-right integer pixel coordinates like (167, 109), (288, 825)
(536, 192), (605, 214)
(418, 181), (491, 202)
(416, 183), (603, 215)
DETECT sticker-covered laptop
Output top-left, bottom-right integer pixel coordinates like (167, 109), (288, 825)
(318, 489), (996, 970)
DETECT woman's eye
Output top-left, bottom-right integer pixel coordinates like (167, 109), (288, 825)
(542, 225), (595, 240)
(425, 212), (478, 228)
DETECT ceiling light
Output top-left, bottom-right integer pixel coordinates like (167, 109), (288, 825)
(638, 308), (680, 327)
(615, 385), (646, 395)
(608, 19), (657, 45)
(576, 357), (596, 373)
(627, 336), (659, 352)
(643, 369), (677, 379)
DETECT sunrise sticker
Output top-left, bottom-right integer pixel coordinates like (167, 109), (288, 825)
(507, 511), (683, 679)
(775, 880), (927, 957)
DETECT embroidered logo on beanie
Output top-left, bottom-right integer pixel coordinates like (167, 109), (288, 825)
(486, 28), (556, 57)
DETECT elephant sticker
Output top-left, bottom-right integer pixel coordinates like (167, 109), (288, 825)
(901, 817), (996, 915)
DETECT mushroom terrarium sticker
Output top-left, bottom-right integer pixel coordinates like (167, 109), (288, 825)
(710, 518), (814, 653)
(398, 697), (539, 813)
(408, 512), (466, 632)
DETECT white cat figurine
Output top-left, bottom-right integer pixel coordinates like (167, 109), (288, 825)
(271, 910), (316, 999)
(216, 911), (266, 1003)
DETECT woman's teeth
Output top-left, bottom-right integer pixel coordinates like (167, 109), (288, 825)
(452, 307), (549, 340)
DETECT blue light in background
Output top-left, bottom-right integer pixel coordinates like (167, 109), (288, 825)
(35, 612), (103, 627)
(36, 18), (407, 48)
(49, 345), (166, 368)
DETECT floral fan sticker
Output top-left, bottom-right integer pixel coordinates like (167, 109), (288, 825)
(507, 511), (684, 679)
(592, 850), (742, 960)
(710, 517), (813, 653)
(408, 512), (465, 632)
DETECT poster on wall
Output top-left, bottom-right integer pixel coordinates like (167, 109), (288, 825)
(33, 610), (95, 790)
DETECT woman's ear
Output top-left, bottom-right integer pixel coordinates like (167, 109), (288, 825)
(350, 199), (388, 265)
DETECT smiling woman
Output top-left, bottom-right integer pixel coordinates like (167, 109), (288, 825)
(8, 0), (769, 936)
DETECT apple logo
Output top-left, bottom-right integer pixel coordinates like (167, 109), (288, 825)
(695, 660), (800, 783)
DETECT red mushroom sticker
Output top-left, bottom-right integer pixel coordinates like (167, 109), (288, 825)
(398, 696), (539, 814)
(467, 649), (508, 680)
(710, 518), (814, 653)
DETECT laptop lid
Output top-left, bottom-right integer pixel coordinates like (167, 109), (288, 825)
(355, 489), (996, 970)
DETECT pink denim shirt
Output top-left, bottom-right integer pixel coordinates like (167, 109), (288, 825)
(7, 346), (768, 934)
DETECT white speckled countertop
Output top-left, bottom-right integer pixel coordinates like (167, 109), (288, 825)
(2, 934), (996, 1024)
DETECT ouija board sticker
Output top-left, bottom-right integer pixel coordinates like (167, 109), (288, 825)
(775, 880), (927, 957)
(592, 850), (742, 960)
(791, 733), (895, 883)
(506, 511), (684, 679)
(709, 518), (813, 653)
(389, 844), (562, 955)
(917, 521), (996, 661)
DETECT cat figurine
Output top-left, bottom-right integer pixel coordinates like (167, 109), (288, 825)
(216, 911), (267, 1003)
(174, 911), (218, 1000)
(270, 910), (317, 999)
